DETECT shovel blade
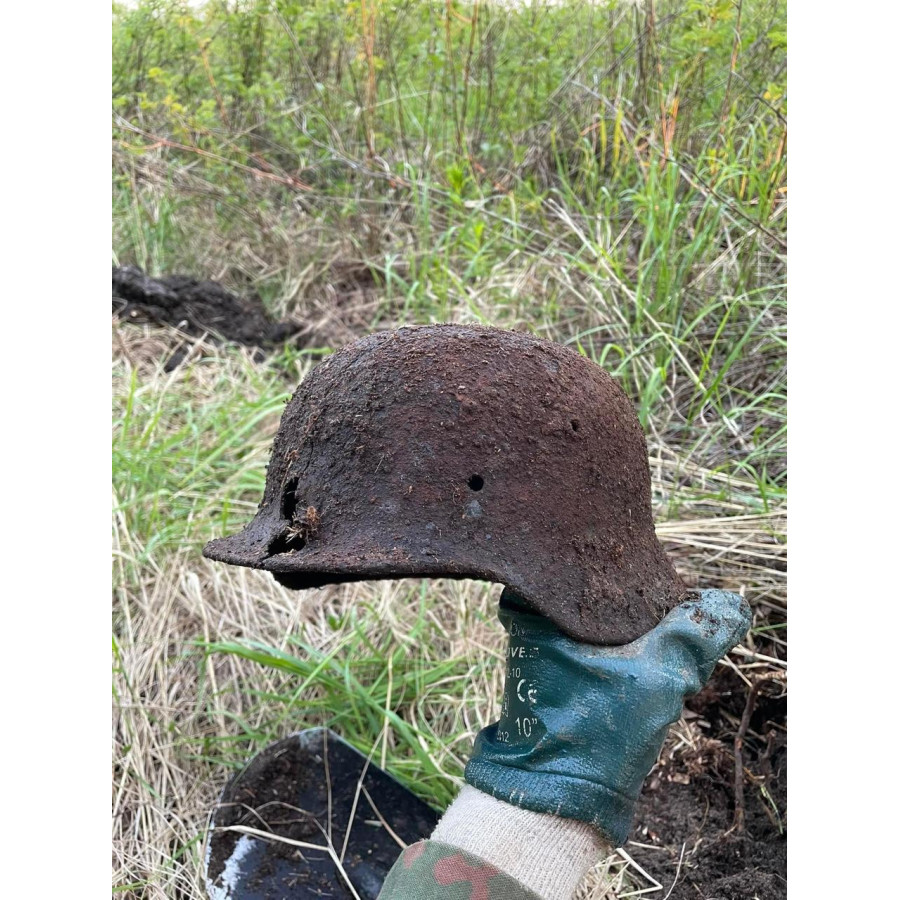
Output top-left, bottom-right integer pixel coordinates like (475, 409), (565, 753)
(205, 728), (439, 900)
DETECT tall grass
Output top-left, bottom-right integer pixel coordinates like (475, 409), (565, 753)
(113, 0), (786, 482)
(112, 2), (787, 896)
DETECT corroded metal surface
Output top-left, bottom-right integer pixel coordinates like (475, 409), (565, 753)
(204, 325), (687, 644)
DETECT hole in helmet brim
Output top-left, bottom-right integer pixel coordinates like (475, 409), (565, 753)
(267, 529), (306, 557)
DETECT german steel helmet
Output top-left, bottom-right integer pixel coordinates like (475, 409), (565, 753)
(203, 325), (687, 644)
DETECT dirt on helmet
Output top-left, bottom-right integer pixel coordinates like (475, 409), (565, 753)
(204, 324), (687, 645)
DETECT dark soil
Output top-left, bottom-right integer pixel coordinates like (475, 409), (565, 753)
(204, 325), (686, 645)
(631, 667), (787, 899)
(112, 266), (301, 359)
(207, 729), (438, 900)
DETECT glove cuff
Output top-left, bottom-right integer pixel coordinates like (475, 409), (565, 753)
(465, 756), (634, 847)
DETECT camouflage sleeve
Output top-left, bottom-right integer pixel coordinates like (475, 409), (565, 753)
(378, 839), (542, 900)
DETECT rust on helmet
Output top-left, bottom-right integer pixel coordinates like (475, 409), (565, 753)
(203, 325), (687, 645)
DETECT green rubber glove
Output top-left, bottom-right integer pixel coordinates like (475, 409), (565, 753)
(465, 588), (751, 846)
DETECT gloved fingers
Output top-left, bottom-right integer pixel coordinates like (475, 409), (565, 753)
(629, 589), (751, 688)
(659, 588), (751, 656)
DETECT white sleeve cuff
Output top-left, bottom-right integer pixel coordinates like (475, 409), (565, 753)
(430, 784), (611, 900)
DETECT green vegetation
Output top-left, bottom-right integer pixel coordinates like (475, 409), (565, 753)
(112, 2), (786, 896)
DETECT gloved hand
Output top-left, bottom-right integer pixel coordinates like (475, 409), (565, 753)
(465, 587), (751, 846)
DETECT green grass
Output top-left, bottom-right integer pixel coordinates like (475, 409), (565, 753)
(198, 593), (488, 810)
(112, 2), (786, 896)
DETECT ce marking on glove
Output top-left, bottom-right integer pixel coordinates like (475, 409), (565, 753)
(515, 678), (537, 705)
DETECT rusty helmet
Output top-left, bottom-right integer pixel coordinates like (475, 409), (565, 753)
(203, 325), (686, 644)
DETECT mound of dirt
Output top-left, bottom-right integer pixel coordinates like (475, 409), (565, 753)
(631, 667), (787, 899)
(112, 266), (300, 348)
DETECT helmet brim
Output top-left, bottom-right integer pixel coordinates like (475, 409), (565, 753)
(203, 526), (510, 593)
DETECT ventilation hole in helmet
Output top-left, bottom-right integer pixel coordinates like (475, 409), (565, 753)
(571, 419), (580, 432)
(468, 474), (484, 491)
(267, 529), (306, 557)
(281, 478), (300, 520)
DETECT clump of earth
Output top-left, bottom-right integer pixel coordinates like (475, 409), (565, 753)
(112, 265), (300, 350)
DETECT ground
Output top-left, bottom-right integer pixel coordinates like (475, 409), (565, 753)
(629, 667), (787, 899)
